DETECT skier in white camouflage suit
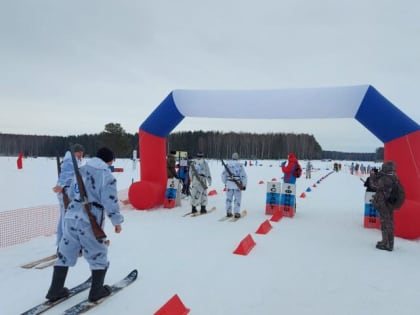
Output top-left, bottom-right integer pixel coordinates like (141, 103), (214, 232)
(52, 143), (84, 246)
(189, 152), (212, 214)
(46, 147), (124, 303)
(221, 152), (247, 218)
(370, 161), (398, 251)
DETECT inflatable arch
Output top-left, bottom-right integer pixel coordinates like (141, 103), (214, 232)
(128, 85), (420, 239)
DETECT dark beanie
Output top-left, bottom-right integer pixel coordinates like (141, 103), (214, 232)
(73, 143), (85, 152)
(96, 147), (114, 163)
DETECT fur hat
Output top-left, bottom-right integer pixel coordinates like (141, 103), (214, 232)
(170, 150), (177, 155)
(381, 160), (396, 173)
(73, 143), (85, 153)
(196, 152), (204, 158)
(232, 152), (239, 160)
(96, 147), (114, 163)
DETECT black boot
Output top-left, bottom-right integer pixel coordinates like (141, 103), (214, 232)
(200, 205), (207, 214)
(191, 206), (197, 214)
(46, 266), (70, 302)
(376, 230), (387, 247)
(376, 241), (385, 246)
(387, 231), (394, 251)
(89, 269), (112, 302)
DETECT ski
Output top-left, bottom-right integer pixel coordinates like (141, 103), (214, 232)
(229, 210), (248, 222)
(35, 259), (56, 270)
(182, 211), (193, 217)
(219, 210), (247, 222)
(20, 276), (92, 315)
(190, 206), (216, 217)
(63, 269), (138, 315)
(21, 254), (57, 269)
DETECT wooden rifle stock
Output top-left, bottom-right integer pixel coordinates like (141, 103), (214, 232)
(69, 145), (107, 240)
(221, 159), (245, 190)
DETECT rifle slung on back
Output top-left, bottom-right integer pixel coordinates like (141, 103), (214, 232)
(69, 145), (107, 240)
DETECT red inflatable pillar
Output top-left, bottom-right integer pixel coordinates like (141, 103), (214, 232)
(128, 130), (167, 209)
(17, 152), (24, 169)
(385, 130), (420, 239)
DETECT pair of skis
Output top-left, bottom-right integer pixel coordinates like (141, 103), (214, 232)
(218, 210), (248, 222)
(20, 269), (138, 315)
(182, 206), (216, 217)
(21, 254), (57, 270)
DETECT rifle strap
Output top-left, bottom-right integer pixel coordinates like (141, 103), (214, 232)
(74, 200), (104, 210)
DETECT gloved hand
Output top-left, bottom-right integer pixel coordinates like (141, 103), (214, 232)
(281, 161), (286, 166)
(242, 186), (246, 191)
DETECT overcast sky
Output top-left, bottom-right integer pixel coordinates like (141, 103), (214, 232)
(1, 0), (419, 152)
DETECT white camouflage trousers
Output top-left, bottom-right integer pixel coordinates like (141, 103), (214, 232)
(225, 188), (242, 214)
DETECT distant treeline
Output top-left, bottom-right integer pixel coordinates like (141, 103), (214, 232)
(168, 131), (383, 161)
(0, 124), (383, 161)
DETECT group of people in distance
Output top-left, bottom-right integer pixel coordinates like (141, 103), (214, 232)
(167, 151), (301, 219)
(168, 150), (404, 253)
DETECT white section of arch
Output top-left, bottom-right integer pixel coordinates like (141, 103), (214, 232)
(172, 85), (370, 119)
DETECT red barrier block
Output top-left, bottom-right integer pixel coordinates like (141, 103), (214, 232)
(256, 220), (273, 234)
(163, 199), (176, 209)
(154, 294), (190, 315)
(364, 216), (381, 229)
(258, 180), (264, 184)
(233, 234), (256, 256)
(270, 209), (283, 222)
(113, 167), (124, 172)
(265, 204), (280, 215)
(299, 192), (306, 198)
(208, 189), (217, 196)
(281, 205), (295, 218)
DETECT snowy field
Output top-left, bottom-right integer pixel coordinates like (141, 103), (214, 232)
(1, 156), (420, 315)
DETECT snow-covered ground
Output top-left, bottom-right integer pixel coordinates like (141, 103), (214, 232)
(1, 156), (420, 315)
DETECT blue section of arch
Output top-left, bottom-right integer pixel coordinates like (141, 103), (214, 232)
(355, 86), (420, 143)
(140, 92), (185, 137)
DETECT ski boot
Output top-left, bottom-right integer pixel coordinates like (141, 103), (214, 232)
(200, 205), (207, 214)
(46, 266), (70, 302)
(89, 269), (112, 302)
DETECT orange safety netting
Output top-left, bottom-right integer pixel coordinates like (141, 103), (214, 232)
(0, 189), (130, 248)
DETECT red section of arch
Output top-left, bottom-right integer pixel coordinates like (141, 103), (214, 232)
(385, 130), (420, 239)
(128, 130), (167, 210)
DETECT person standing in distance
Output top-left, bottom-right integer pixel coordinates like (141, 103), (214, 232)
(370, 161), (401, 251)
(281, 152), (300, 184)
(189, 152), (212, 214)
(221, 152), (247, 218)
(167, 150), (177, 179)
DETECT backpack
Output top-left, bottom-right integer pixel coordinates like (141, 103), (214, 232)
(293, 163), (302, 178)
(387, 176), (405, 209)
